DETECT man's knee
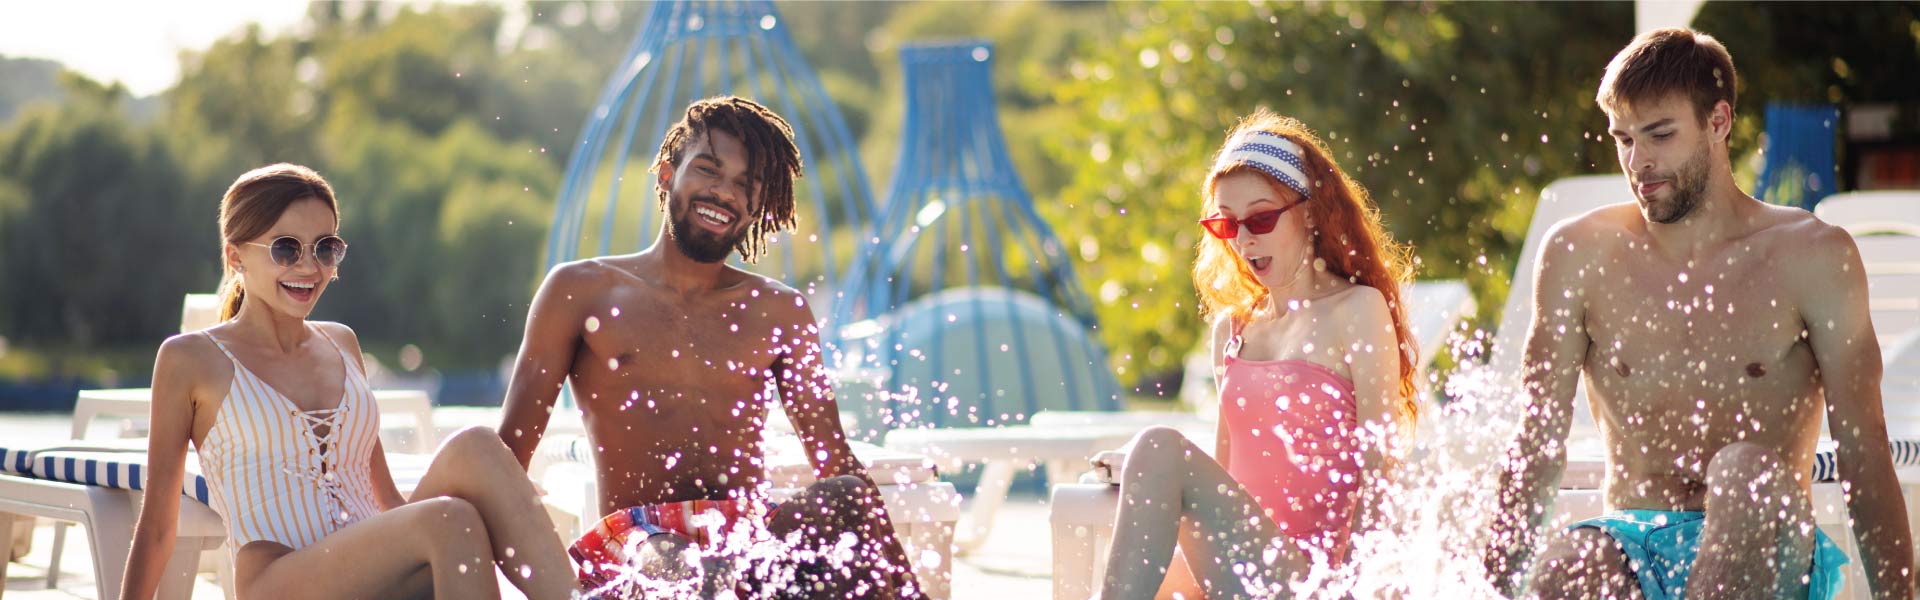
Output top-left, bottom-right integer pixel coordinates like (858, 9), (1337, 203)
(1528, 528), (1638, 600)
(632, 533), (698, 581)
(1706, 442), (1793, 503)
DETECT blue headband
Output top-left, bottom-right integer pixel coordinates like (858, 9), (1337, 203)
(1214, 130), (1313, 199)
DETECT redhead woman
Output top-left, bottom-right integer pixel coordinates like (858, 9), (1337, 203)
(1097, 111), (1420, 598)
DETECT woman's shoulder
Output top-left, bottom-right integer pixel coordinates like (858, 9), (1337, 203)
(1322, 282), (1392, 323)
(154, 330), (229, 390)
(311, 321), (364, 354)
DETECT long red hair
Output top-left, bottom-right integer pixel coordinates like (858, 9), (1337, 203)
(1191, 110), (1420, 428)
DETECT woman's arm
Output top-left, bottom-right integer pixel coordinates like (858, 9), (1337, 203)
(120, 336), (203, 600)
(1209, 314), (1234, 470)
(1340, 286), (1407, 535)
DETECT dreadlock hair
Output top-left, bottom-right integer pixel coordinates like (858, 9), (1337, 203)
(651, 96), (804, 263)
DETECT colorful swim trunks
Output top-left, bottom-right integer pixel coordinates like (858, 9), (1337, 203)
(1567, 509), (1850, 600)
(569, 499), (770, 589)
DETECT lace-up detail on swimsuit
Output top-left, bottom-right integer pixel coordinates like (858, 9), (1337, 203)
(198, 325), (383, 555)
(283, 404), (354, 523)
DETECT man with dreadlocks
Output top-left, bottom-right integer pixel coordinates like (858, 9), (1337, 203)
(499, 96), (925, 598)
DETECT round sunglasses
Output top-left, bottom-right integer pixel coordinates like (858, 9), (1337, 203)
(246, 235), (348, 268)
(1197, 198), (1307, 240)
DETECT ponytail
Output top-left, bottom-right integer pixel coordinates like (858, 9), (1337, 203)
(217, 267), (246, 321)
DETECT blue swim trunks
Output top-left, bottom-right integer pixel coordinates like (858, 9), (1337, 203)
(1567, 509), (1849, 600)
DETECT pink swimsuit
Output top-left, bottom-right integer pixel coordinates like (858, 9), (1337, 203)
(1217, 323), (1362, 559)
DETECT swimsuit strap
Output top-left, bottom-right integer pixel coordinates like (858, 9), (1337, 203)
(309, 323), (363, 381)
(1225, 317), (1248, 359)
(201, 331), (240, 363)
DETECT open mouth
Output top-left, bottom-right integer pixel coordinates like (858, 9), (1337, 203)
(280, 280), (317, 302)
(693, 202), (736, 232)
(1246, 255), (1272, 274)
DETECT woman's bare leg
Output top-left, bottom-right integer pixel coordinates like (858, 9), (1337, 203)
(1098, 426), (1303, 599)
(234, 496), (499, 599)
(408, 426), (575, 600)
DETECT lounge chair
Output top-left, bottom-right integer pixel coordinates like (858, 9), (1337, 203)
(0, 440), (225, 599)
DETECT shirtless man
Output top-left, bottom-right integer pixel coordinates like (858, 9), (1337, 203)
(499, 96), (923, 598)
(1484, 29), (1913, 600)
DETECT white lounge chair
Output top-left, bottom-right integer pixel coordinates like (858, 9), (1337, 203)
(0, 441), (226, 599)
(1815, 190), (1920, 238)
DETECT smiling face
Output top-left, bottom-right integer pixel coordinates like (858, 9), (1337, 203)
(1209, 170), (1313, 288)
(225, 197), (339, 319)
(1607, 94), (1726, 225)
(663, 129), (761, 263)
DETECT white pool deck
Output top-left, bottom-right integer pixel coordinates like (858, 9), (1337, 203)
(0, 411), (1053, 600)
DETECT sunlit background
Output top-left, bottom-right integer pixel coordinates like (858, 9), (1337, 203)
(3, 2), (1918, 598)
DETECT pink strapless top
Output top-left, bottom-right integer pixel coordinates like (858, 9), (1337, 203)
(1217, 331), (1361, 559)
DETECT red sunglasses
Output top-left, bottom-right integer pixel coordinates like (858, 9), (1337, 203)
(1198, 199), (1307, 240)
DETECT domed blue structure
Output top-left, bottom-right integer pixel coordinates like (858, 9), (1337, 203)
(832, 41), (1123, 430)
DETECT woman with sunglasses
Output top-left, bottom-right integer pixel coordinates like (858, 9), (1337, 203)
(122, 164), (573, 599)
(1095, 111), (1419, 598)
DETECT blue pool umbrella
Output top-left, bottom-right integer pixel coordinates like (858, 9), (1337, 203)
(832, 41), (1123, 430)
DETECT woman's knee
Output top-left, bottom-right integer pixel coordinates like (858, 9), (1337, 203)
(1124, 426), (1194, 472)
(407, 497), (492, 551)
(441, 426), (514, 462)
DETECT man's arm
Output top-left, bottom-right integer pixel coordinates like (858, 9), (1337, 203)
(1484, 221), (1591, 593)
(1802, 227), (1914, 599)
(772, 292), (924, 597)
(499, 262), (592, 469)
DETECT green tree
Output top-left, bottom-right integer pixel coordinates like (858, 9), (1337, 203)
(0, 74), (206, 346)
(1048, 2), (1633, 385)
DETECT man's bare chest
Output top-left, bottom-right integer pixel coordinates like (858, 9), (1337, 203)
(1581, 258), (1814, 396)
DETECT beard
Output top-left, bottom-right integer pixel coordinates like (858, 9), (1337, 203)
(667, 192), (748, 263)
(1643, 142), (1711, 225)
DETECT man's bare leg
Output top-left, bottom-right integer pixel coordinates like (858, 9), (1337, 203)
(1525, 527), (1644, 600)
(768, 475), (922, 598)
(1689, 442), (1816, 600)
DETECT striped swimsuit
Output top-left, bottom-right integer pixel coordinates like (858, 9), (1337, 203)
(199, 325), (383, 556)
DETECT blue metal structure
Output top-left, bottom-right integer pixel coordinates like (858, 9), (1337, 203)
(832, 41), (1123, 429)
(546, 0), (878, 295)
(1757, 103), (1841, 209)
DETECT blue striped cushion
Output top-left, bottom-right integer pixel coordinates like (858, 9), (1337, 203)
(31, 449), (211, 505)
(0, 444), (33, 475)
(1811, 439), (1920, 482)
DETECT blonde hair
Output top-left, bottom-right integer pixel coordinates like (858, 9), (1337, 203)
(1191, 110), (1420, 427)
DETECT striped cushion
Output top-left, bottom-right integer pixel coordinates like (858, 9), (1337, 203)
(31, 449), (212, 505)
(0, 444), (33, 475)
(1811, 439), (1920, 482)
